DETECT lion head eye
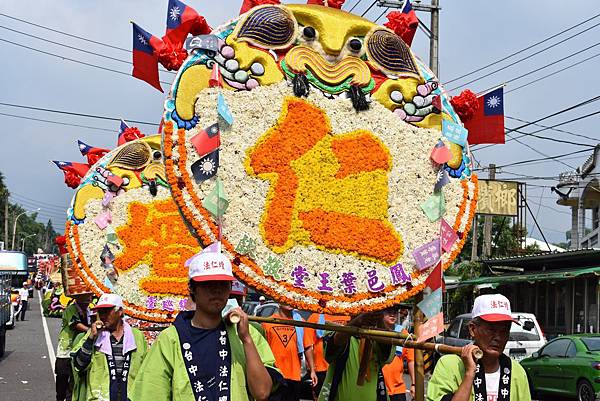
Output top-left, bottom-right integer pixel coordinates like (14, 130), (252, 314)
(365, 29), (420, 78)
(235, 6), (297, 50)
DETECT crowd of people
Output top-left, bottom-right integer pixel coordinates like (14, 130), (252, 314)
(52, 253), (530, 401)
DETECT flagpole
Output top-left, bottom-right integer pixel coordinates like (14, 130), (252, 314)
(476, 82), (507, 97)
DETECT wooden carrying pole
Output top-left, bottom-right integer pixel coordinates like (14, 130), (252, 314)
(140, 314), (482, 359)
(246, 315), (481, 358)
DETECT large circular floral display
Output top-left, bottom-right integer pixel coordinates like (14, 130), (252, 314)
(65, 135), (201, 322)
(163, 4), (477, 314)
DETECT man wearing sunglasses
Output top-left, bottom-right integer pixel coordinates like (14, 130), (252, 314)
(427, 294), (531, 401)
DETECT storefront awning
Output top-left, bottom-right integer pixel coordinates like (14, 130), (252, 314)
(457, 265), (600, 287)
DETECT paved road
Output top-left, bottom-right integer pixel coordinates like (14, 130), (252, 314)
(0, 290), (60, 401)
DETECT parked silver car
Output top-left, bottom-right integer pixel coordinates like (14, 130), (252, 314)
(438, 312), (546, 360)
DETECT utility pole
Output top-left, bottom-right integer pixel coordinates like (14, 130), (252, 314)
(3, 191), (8, 249)
(471, 215), (479, 261)
(482, 164), (496, 258)
(429, 0), (440, 75)
(371, 2), (441, 400)
(373, 2), (443, 400)
(377, 0), (441, 74)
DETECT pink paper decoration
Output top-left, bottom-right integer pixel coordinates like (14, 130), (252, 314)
(430, 140), (452, 164)
(417, 312), (444, 342)
(441, 219), (459, 253)
(94, 211), (112, 230)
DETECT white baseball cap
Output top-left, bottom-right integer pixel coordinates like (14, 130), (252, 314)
(472, 294), (516, 323)
(189, 251), (235, 282)
(93, 293), (124, 309)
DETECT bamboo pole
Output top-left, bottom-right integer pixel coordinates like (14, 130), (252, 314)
(251, 316), (483, 359)
(139, 315), (482, 359)
(413, 295), (425, 401)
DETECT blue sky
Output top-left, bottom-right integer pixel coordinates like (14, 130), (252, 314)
(0, 0), (598, 245)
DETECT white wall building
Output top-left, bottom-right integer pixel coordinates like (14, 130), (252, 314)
(554, 145), (600, 249)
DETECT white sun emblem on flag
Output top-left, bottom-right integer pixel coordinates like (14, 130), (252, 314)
(137, 34), (148, 46)
(200, 159), (216, 175)
(169, 6), (181, 21)
(487, 95), (501, 108)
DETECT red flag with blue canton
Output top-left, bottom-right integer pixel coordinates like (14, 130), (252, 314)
(131, 22), (164, 92)
(165, 0), (211, 48)
(117, 119), (145, 146)
(463, 87), (505, 144)
(77, 140), (110, 166)
(384, 0), (418, 46)
(52, 160), (90, 189)
(52, 161), (90, 177)
(52, 161), (91, 188)
(191, 123), (220, 157)
(118, 119), (130, 145)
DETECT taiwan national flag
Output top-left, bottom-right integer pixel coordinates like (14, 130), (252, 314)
(165, 0), (211, 48)
(463, 87), (505, 145)
(131, 22), (164, 92)
(52, 161), (91, 177)
(384, 0), (418, 46)
(119, 119), (129, 136)
(77, 140), (110, 166)
(191, 123), (220, 157)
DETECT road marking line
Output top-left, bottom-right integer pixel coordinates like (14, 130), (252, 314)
(38, 291), (56, 382)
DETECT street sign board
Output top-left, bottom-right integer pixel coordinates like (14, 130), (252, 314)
(477, 179), (518, 216)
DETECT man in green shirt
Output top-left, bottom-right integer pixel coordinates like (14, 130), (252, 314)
(55, 292), (92, 401)
(427, 294), (531, 401)
(130, 247), (282, 401)
(71, 293), (148, 401)
(317, 311), (395, 401)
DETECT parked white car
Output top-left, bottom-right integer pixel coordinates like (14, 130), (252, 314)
(438, 312), (546, 360)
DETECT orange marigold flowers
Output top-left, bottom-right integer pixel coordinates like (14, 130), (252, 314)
(247, 97), (402, 262)
(298, 209), (403, 263)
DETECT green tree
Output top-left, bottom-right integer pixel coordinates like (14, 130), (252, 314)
(0, 170), (60, 255)
(457, 216), (540, 262)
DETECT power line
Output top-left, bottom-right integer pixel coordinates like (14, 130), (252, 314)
(506, 133), (576, 169)
(495, 171), (600, 181)
(10, 195), (68, 212)
(451, 39), (600, 92)
(473, 95), (600, 151)
(0, 37), (172, 86)
(0, 111), (115, 133)
(507, 126), (597, 148)
(0, 101), (160, 127)
(0, 24), (176, 75)
(495, 109), (600, 149)
(505, 115), (598, 142)
(9, 193), (70, 212)
(349, 0), (366, 13)
(474, 149), (592, 170)
(505, 94), (600, 133)
(9, 199), (68, 218)
(374, 7), (390, 23)
(0, 12), (130, 53)
(501, 154), (589, 168)
(444, 12), (600, 85)
(505, 51), (600, 95)
(360, 0), (378, 17)
(0, 25), (130, 65)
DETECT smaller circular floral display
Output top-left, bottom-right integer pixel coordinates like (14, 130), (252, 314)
(65, 135), (200, 322)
